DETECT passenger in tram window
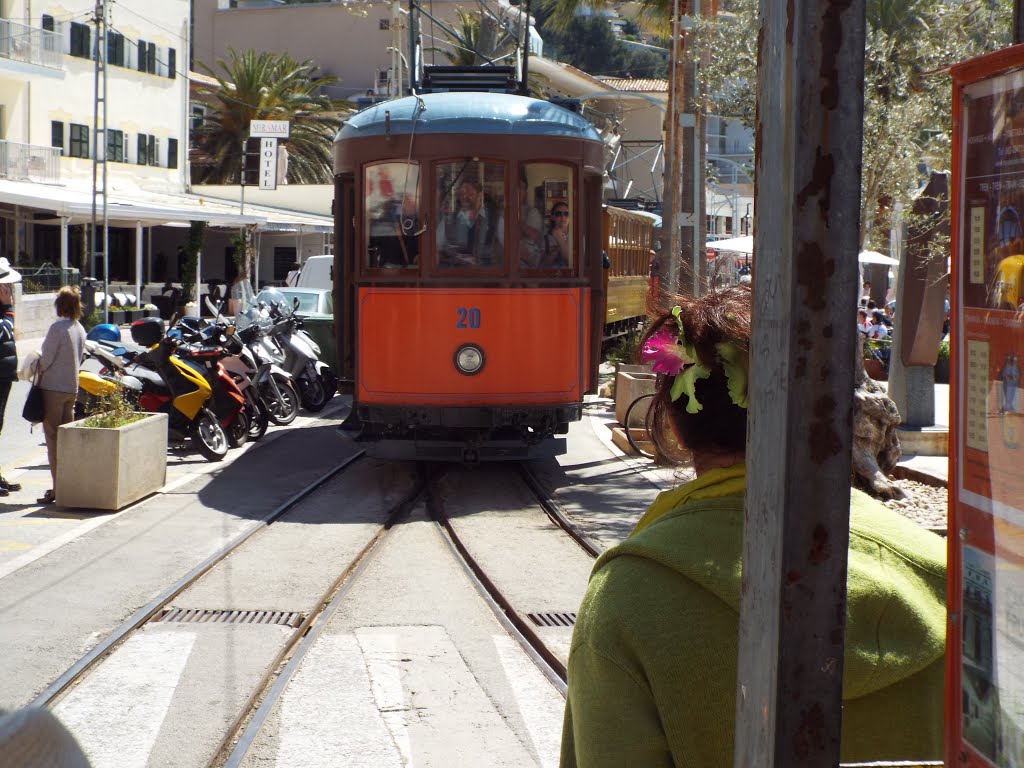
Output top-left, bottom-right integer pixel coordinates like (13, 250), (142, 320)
(560, 286), (946, 768)
(436, 179), (503, 267)
(539, 202), (571, 268)
(518, 175), (545, 268)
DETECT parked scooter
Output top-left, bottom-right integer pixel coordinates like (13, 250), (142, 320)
(172, 316), (270, 441)
(78, 320), (229, 461)
(257, 288), (337, 412)
(205, 296), (301, 426)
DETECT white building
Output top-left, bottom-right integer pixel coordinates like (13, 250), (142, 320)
(0, 0), (331, 334)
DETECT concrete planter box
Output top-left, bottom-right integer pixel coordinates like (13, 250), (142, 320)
(614, 368), (657, 427)
(56, 413), (168, 510)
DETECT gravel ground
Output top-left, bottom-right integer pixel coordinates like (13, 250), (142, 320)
(880, 477), (948, 533)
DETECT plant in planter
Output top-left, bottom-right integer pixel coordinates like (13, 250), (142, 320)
(106, 305), (128, 326)
(935, 339), (950, 384)
(56, 393), (168, 510)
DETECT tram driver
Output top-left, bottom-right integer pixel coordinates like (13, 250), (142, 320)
(436, 179), (503, 267)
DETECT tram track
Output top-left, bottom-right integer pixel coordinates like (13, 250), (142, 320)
(31, 450), (369, 710)
(214, 464), (432, 768)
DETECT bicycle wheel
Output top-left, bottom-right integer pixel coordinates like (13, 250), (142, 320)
(623, 392), (657, 459)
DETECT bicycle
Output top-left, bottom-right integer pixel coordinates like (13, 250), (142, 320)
(623, 391), (658, 459)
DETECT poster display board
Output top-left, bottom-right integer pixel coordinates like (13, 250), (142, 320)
(949, 46), (1024, 768)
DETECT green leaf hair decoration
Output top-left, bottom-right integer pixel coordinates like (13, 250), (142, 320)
(669, 362), (711, 413)
(716, 341), (749, 409)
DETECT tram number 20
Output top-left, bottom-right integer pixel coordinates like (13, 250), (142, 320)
(456, 307), (481, 329)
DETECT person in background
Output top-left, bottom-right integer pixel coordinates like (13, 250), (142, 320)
(857, 308), (871, 335)
(285, 260), (301, 287)
(540, 201), (571, 268)
(36, 286), (87, 506)
(867, 308), (890, 339)
(517, 175), (545, 268)
(560, 286), (946, 767)
(0, 257), (23, 496)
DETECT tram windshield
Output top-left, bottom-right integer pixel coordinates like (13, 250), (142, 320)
(364, 161), (421, 270)
(518, 163), (574, 272)
(434, 160), (506, 269)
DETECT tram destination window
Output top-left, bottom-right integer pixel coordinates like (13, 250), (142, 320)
(364, 161), (421, 269)
(435, 160), (506, 269)
(518, 163), (574, 272)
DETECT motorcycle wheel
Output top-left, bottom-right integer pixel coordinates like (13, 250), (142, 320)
(299, 375), (329, 413)
(320, 367), (338, 400)
(247, 399), (269, 441)
(264, 375), (300, 426)
(192, 408), (229, 462)
(227, 410), (249, 449)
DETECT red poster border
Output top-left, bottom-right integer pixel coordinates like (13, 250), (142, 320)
(948, 43), (1024, 768)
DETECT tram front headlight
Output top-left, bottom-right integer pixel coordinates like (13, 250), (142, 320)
(454, 344), (485, 376)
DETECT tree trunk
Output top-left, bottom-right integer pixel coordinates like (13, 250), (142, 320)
(851, 335), (905, 498)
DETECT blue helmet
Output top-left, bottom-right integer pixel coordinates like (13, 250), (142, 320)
(86, 323), (120, 342)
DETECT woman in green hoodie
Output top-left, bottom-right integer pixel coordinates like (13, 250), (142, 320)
(560, 286), (946, 767)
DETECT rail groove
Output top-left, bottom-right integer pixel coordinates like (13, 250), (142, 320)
(32, 451), (367, 709)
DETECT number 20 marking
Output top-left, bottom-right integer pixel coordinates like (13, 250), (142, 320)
(456, 307), (481, 328)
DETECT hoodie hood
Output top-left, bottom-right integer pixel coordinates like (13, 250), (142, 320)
(593, 484), (946, 701)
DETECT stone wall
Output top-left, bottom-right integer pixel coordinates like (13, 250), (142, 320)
(11, 286), (56, 341)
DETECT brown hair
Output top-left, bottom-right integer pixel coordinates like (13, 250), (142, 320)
(54, 285), (82, 321)
(643, 285), (752, 459)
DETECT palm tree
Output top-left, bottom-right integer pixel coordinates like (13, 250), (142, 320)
(192, 48), (347, 185)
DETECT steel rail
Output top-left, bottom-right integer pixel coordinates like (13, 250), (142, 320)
(214, 465), (432, 768)
(517, 463), (601, 559)
(425, 474), (568, 696)
(31, 450), (367, 708)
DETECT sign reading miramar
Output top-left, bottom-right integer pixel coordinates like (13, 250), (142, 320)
(249, 120), (291, 138)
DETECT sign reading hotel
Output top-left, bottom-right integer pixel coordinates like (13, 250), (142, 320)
(247, 121), (289, 190)
(949, 46), (1024, 768)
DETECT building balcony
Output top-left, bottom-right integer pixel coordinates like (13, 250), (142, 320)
(0, 19), (62, 71)
(0, 141), (61, 184)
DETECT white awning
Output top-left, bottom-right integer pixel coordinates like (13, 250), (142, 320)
(0, 178), (332, 232)
(706, 235), (754, 255)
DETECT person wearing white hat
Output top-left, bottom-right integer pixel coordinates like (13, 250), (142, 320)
(0, 257), (23, 495)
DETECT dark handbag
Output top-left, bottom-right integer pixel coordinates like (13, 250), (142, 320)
(22, 381), (44, 424)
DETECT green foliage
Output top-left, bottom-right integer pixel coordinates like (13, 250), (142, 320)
(192, 48), (347, 185)
(80, 393), (145, 429)
(541, 15), (666, 78)
(681, 0), (1012, 249)
(82, 308), (102, 331)
(937, 338), (950, 362)
(606, 324), (646, 364)
(180, 221), (208, 304)
(20, 277), (43, 294)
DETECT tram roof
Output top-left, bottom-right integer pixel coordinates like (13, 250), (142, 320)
(337, 92), (602, 142)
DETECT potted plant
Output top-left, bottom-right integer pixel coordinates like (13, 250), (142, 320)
(935, 339), (950, 384)
(55, 395), (168, 510)
(107, 305), (127, 326)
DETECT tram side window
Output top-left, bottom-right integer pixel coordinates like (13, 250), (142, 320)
(518, 163), (574, 271)
(435, 160), (505, 269)
(364, 161), (421, 269)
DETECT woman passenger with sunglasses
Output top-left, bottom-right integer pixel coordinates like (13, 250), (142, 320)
(540, 202), (571, 268)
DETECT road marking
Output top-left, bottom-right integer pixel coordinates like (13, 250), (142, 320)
(274, 634), (403, 768)
(273, 627), (550, 767)
(0, 514), (115, 580)
(493, 635), (564, 768)
(0, 538), (32, 550)
(54, 629), (197, 768)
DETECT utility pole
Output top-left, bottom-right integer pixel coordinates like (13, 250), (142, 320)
(663, 0), (707, 299)
(90, 0), (109, 322)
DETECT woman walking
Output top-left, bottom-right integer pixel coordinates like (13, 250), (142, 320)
(0, 258), (23, 496)
(35, 286), (86, 505)
(560, 285), (946, 766)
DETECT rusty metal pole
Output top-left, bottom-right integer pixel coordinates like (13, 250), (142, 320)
(734, 0), (865, 765)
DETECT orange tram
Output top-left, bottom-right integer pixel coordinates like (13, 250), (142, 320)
(332, 88), (654, 462)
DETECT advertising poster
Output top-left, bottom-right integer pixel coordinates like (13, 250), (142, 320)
(951, 48), (1024, 768)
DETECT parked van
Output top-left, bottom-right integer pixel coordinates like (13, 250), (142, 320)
(294, 255), (334, 289)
